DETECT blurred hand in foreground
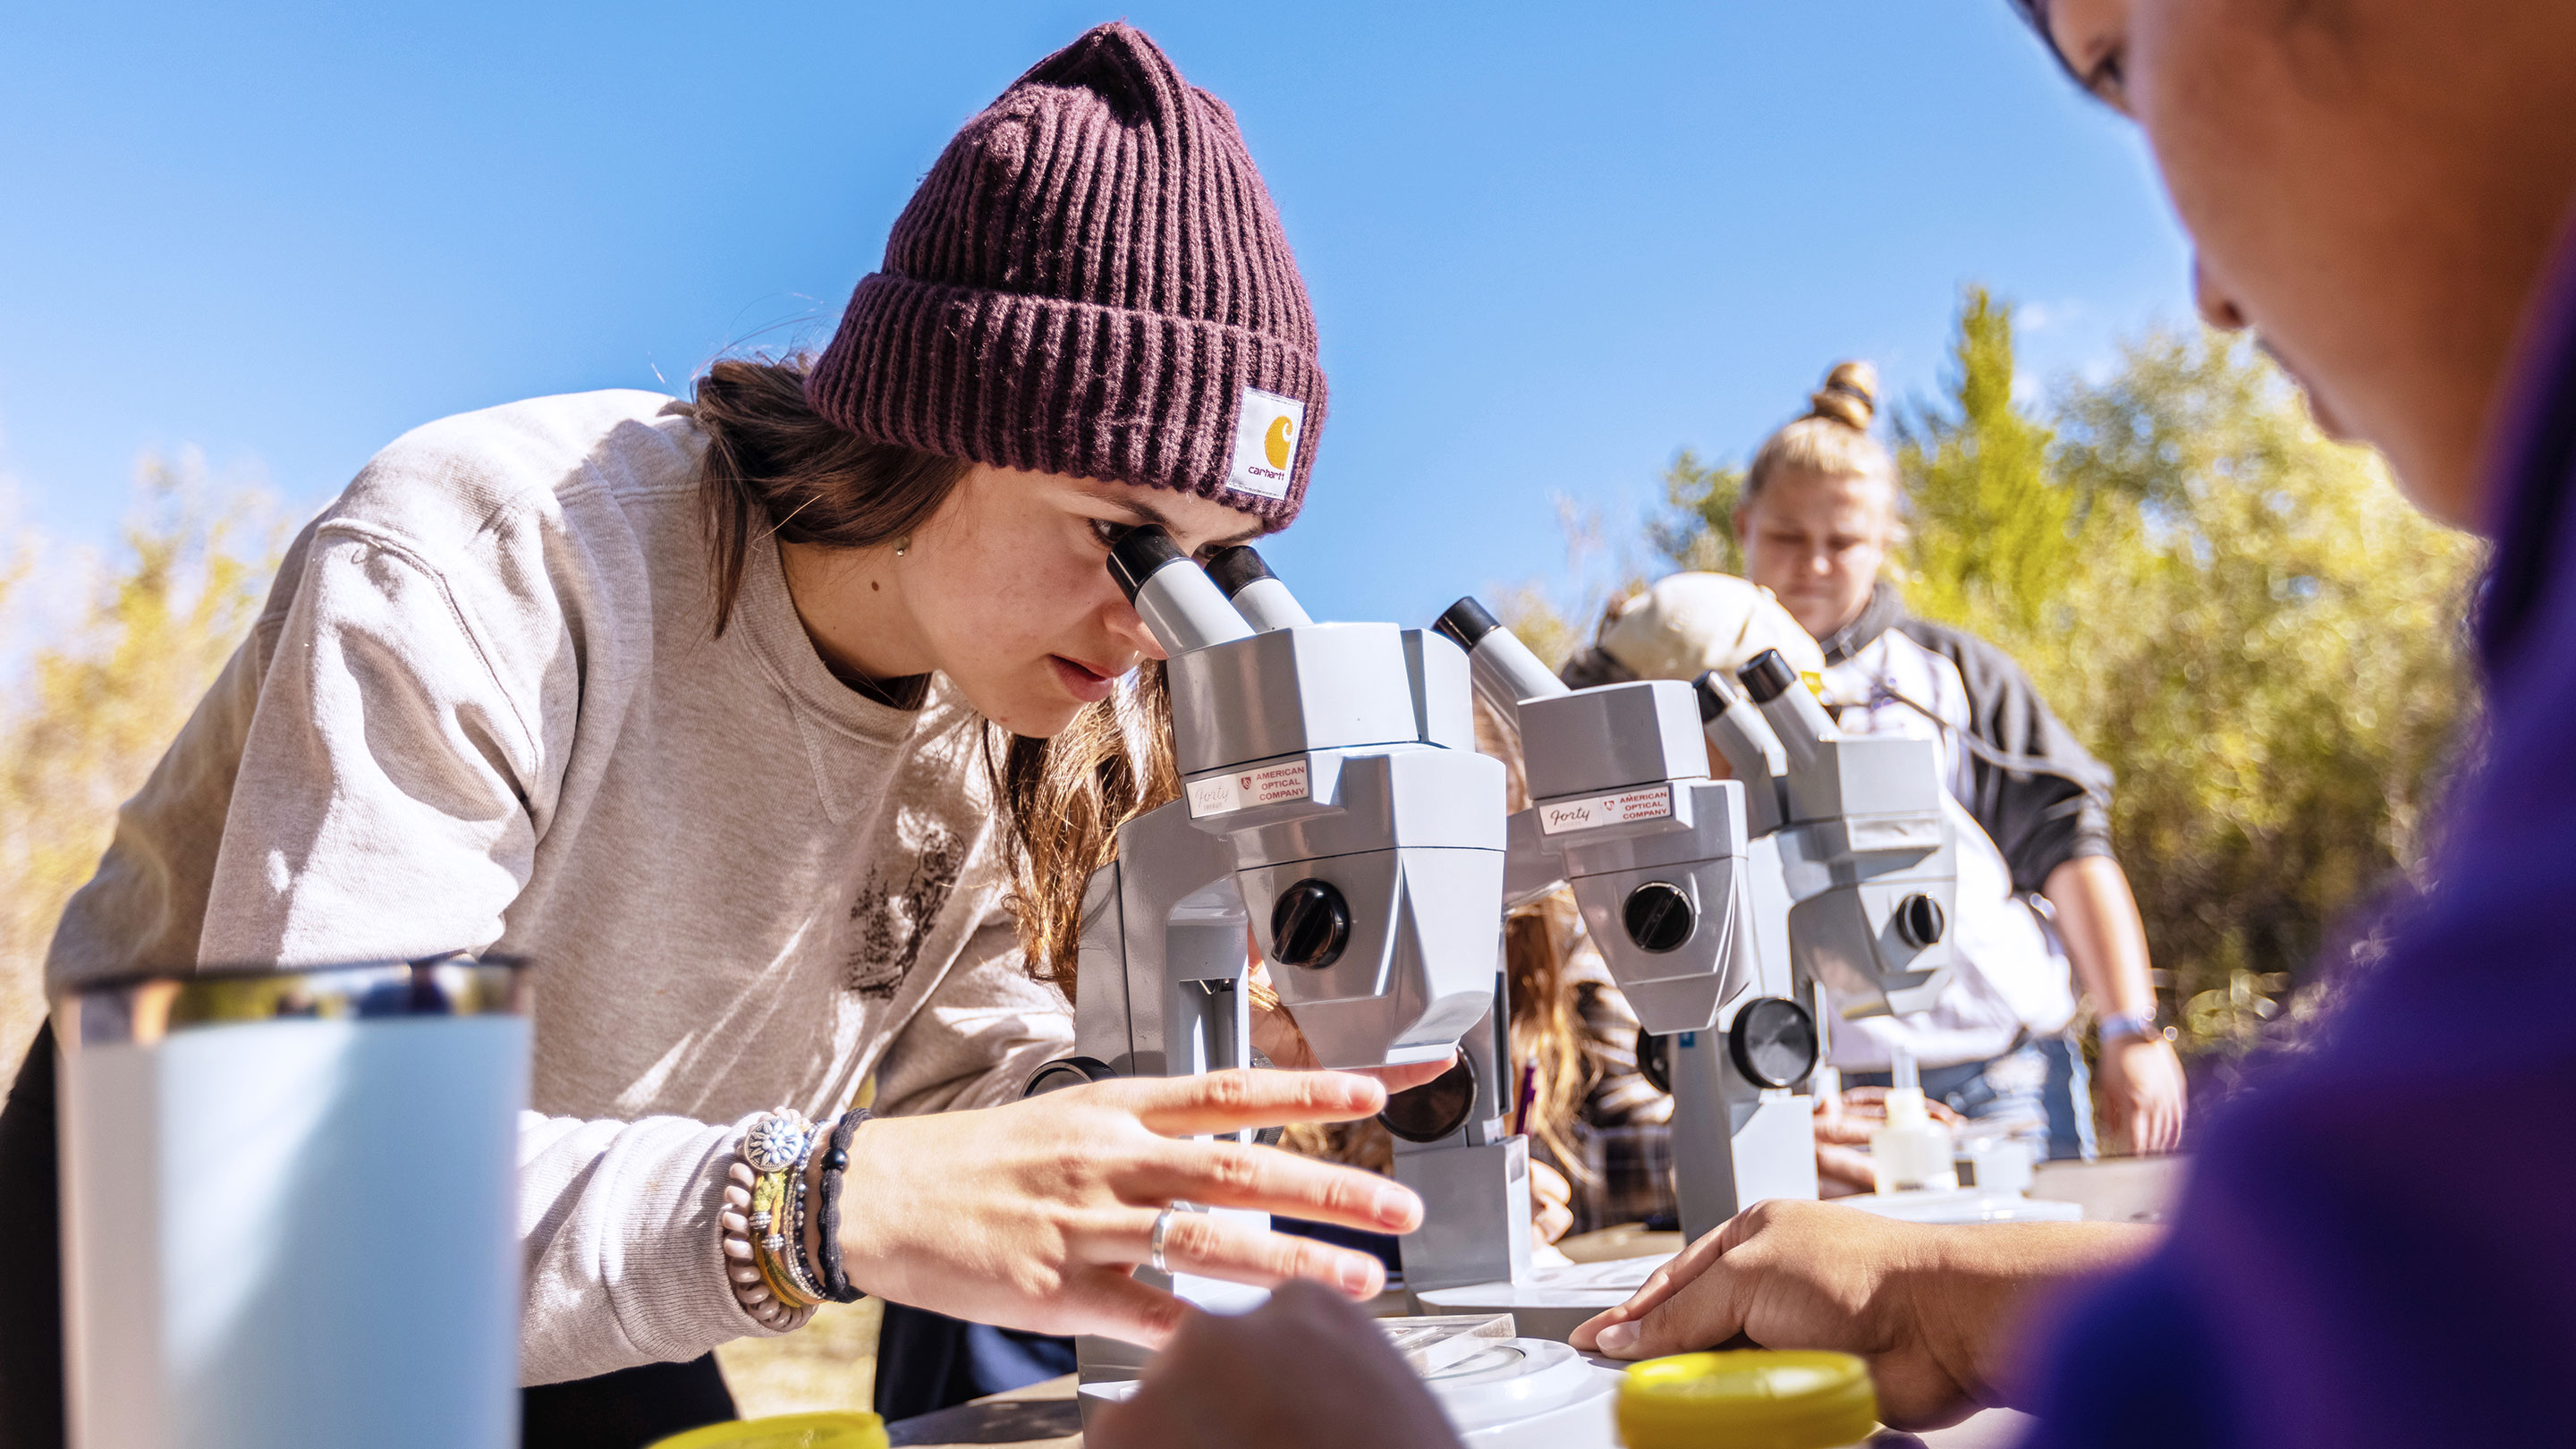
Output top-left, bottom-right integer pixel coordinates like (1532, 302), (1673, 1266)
(1570, 1199), (2157, 1430)
(1091, 1280), (1463, 1449)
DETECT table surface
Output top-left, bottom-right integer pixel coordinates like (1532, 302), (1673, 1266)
(874, 1168), (2192, 1449)
(885, 1371), (2036, 1448)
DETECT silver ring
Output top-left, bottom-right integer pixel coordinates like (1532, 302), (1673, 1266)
(1148, 1201), (1208, 1275)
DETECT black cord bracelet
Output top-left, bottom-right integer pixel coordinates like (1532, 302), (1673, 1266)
(815, 1108), (869, 1304)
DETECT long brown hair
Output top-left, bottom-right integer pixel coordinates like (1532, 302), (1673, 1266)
(688, 353), (1178, 987)
(1479, 699), (1597, 1182)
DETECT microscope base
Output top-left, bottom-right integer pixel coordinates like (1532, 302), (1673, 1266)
(1411, 1254), (1674, 1342)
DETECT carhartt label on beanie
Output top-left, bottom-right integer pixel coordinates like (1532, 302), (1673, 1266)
(804, 22), (1327, 528)
(1225, 387), (1306, 502)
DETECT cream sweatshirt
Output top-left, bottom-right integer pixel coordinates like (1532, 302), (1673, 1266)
(45, 390), (1073, 1383)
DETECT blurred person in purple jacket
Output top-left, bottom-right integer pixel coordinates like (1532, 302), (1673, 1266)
(1092, 1), (2576, 1445)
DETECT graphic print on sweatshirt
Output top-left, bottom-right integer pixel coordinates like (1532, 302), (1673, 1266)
(845, 818), (966, 999)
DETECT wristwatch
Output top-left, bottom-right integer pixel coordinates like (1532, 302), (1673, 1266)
(2098, 1011), (2172, 1045)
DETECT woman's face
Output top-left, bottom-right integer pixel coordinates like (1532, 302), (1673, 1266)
(900, 466), (1266, 737)
(1735, 469), (1896, 641)
(2039, 0), (2576, 528)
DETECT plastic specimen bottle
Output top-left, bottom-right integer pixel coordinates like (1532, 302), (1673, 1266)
(1870, 1049), (1959, 1194)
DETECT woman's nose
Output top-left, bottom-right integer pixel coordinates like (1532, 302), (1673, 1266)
(2194, 255), (2250, 333)
(1106, 597), (1166, 662)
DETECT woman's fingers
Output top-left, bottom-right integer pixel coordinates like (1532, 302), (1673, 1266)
(1570, 1217), (1738, 1349)
(1131, 1205), (1388, 1299)
(1058, 1266), (1192, 1351)
(1817, 1143), (1879, 1190)
(1355, 1052), (1458, 1096)
(1109, 1067), (1389, 1135)
(1595, 1257), (1754, 1360)
(1123, 1139), (1422, 1233)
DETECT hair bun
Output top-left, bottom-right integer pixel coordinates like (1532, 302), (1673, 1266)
(1807, 360), (1879, 431)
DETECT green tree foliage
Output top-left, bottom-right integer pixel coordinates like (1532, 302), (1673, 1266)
(0, 458), (280, 1062)
(1656, 288), (2482, 1055)
(1893, 288), (2079, 636)
(1654, 449), (1746, 578)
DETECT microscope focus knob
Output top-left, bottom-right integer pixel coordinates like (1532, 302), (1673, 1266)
(1270, 879), (1351, 970)
(1894, 893), (1946, 950)
(1632, 1025), (1673, 1097)
(1022, 1056), (1119, 1097)
(1379, 1055), (1479, 1144)
(1623, 881), (1696, 953)
(1727, 997), (1819, 1089)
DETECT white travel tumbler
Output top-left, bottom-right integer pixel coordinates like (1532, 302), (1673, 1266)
(56, 957), (530, 1449)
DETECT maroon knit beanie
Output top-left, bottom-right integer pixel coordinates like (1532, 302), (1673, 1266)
(805, 22), (1326, 528)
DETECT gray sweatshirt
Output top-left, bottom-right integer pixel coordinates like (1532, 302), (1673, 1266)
(46, 390), (1073, 1383)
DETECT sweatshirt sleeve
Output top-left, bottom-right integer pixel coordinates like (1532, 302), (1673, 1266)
(1895, 619), (2117, 895)
(515, 1110), (785, 1385)
(187, 523), (773, 1382)
(194, 524), (546, 965)
(871, 908), (1074, 1118)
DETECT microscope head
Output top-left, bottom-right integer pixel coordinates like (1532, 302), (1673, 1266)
(1116, 532), (1505, 1069)
(1439, 597), (1753, 1035)
(1733, 648), (1958, 1018)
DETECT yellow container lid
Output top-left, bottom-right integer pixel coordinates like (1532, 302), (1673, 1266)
(647, 1411), (888, 1449)
(1618, 1350), (1877, 1449)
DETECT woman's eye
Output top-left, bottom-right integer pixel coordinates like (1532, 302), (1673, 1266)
(1089, 518), (1134, 549)
(2082, 46), (2129, 109)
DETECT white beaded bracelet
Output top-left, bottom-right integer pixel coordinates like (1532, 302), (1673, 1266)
(718, 1108), (819, 1332)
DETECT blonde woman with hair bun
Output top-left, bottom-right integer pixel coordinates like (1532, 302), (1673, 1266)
(1729, 360), (2184, 1170)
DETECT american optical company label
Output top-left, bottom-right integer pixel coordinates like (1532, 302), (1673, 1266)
(1186, 759), (1312, 818)
(1537, 784), (1674, 835)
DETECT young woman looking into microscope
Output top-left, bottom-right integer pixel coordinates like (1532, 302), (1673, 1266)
(1098, 0), (2576, 1445)
(17, 22), (1438, 1447)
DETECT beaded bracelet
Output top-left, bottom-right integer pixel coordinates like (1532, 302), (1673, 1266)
(750, 1158), (818, 1311)
(720, 1108), (819, 1331)
(774, 1130), (826, 1306)
(814, 1109), (870, 1304)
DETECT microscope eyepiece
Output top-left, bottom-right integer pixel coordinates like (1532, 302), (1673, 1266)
(1433, 597), (1503, 653)
(1204, 545), (1275, 597)
(1694, 669), (1744, 723)
(1737, 648), (1798, 705)
(1106, 526), (1189, 603)
(1206, 545), (1313, 630)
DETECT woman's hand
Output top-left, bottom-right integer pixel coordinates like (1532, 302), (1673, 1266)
(1090, 1280), (1463, 1449)
(835, 1066), (1444, 1348)
(1530, 1158), (1573, 1244)
(1570, 1199), (2157, 1430)
(2097, 1035), (2188, 1154)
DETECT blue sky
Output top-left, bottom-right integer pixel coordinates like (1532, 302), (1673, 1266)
(0, 1), (2190, 629)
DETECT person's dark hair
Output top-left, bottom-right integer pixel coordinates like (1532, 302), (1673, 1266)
(2004, 0), (2084, 83)
(690, 353), (972, 635)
